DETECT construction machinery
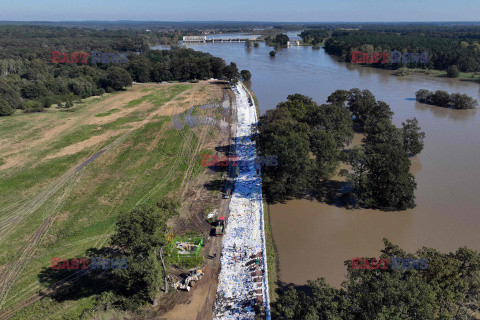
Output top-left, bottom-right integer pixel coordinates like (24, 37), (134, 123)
(174, 269), (204, 291)
(216, 217), (225, 236)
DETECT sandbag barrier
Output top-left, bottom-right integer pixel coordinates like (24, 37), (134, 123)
(213, 83), (271, 320)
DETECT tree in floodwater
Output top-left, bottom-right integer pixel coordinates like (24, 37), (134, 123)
(240, 69), (252, 81)
(275, 239), (480, 320)
(257, 89), (421, 210)
(431, 90), (451, 106)
(255, 94), (353, 203)
(415, 89), (432, 104)
(416, 89), (478, 109)
(346, 88), (393, 132)
(363, 118), (417, 210)
(446, 65), (460, 78)
(402, 118), (425, 157)
(450, 93), (478, 109)
(274, 33), (290, 46)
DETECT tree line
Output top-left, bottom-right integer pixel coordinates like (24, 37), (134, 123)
(254, 89), (425, 211)
(324, 30), (480, 72)
(0, 26), (246, 117)
(276, 239), (480, 320)
(299, 30), (332, 45)
(416, 89), (478, 109)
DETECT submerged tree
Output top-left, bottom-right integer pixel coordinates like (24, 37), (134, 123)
(446, 65), (460, 78)
(274, 33), (290, 46)
(364, 120), (417, 210)
(402, 118), (425, 157)
(416, 89), (477, 109)
(240, 69), (252, 81)
(258, 89), (422, 210)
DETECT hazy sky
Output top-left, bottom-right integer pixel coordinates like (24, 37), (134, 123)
(1, 0), (479, 22)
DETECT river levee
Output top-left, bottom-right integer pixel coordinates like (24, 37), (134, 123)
(153, 35), (480, 287)
(213, 83), (271, 319)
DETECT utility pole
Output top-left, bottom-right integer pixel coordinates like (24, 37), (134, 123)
(159, 247), (168, 293)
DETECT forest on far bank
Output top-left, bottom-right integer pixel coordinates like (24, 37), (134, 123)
(0, 25), (249, 117)
(323, 29), (480, 73)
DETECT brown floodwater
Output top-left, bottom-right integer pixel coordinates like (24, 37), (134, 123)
(154, 34), (480, 287)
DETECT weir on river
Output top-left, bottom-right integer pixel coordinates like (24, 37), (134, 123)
(183, 36), (256, 43)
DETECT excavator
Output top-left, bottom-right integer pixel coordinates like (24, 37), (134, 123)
(174, 269), (204, 291)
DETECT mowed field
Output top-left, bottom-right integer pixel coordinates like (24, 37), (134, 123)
(0, 81), (226, 319)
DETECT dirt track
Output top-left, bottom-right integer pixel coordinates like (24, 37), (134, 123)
(158, 83), (236, 320)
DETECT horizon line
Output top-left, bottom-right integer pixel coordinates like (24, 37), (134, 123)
(1, 20), (480, 24)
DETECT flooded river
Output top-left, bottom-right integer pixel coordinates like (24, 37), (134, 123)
(154, 33), (480, 287)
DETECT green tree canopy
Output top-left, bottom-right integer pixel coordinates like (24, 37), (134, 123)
(257, 90), (422, 210)
(447, 65), (460, 78)
(240, 69), (252, 81)
(106, 66), (133, 91)
(0, 99), (14, 116)
(110, 200), (179, 303)
(274, 33), (290, 46)
(402, 118), (425, 157)
(276, 239), (480, 320)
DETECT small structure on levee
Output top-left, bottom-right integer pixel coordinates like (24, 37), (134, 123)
(170, 235), (203, 260)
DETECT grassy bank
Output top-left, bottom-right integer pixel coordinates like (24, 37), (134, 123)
(339, 59), (480, 81)
(245, 81), (280, 303)
(393, 67), (480, 81)
(263, 202), (279, 303)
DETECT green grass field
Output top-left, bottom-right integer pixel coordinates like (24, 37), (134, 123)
(0, 82), (221, 319)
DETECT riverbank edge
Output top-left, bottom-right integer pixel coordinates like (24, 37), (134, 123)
(263, 201), (279, 303)
(331, 54), (480, 81)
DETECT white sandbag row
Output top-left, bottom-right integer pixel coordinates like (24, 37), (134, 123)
(213, 83), (271, 320)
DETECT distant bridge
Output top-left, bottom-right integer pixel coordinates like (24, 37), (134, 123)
(183, 36), (255, 43)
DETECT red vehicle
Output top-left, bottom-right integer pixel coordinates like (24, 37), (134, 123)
(216, 217), (225, 236)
